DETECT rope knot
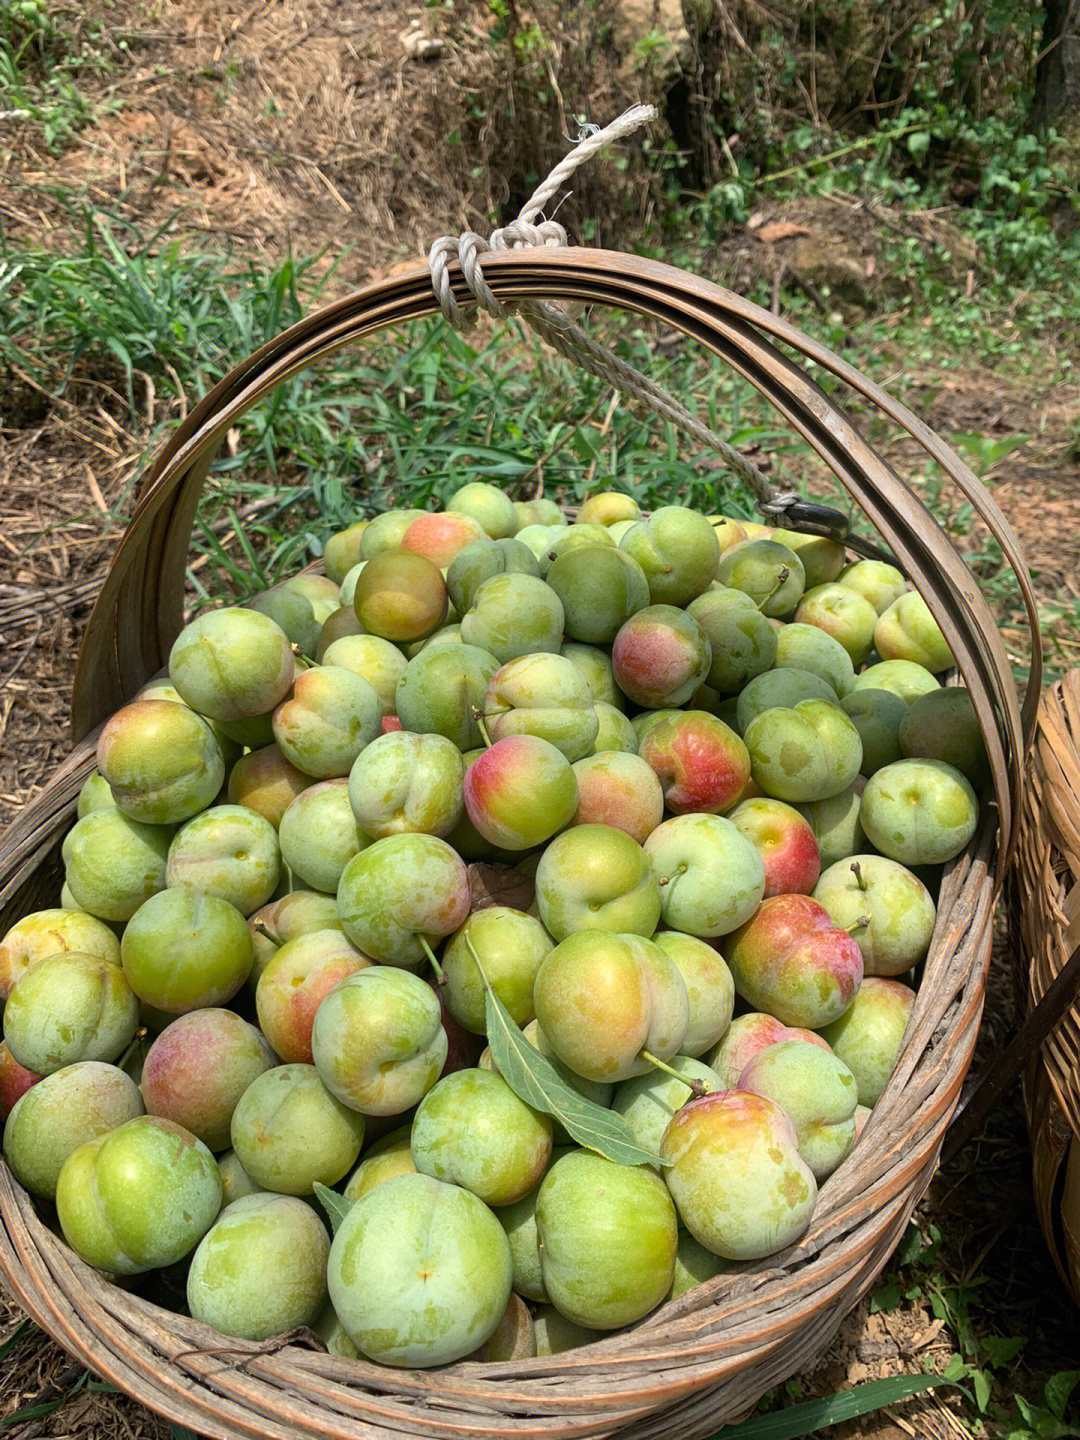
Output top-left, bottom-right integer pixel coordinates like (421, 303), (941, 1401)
(424, 103), (784, 516)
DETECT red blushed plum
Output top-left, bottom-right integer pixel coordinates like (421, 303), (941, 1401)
(638, 710), (750, 815)
(726, 895), (863, 1030)
(401, 511), (487, 569)
(227, 744), (315, 829)
(570, 752), (664, 844)
(611, 606), (712, 709)
(0, 1041), (43, 1122)
(728, 797), (821, 897)
(256, 930), (372, 1063)
(141, 1009), (277, 1151)
(661, 1091), (816, 1260)
(706, 1012), (833, 1089)
(463, 735), (578, 851)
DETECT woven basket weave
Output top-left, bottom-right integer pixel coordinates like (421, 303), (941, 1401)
(1010, 671), (1080, 1302)
(0, 249), (1041, 1440)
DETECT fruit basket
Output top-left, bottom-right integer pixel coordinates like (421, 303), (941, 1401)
(1010, 670), (1080, 1301)
(0, 213), (1041, 1435)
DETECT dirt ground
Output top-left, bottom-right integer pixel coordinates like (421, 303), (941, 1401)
(3, 2), (1080, 1437)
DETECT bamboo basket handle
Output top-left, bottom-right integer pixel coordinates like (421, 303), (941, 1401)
(72, 250), (1040, 872)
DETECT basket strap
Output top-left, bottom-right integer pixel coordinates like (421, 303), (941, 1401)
(427, 107), (839, 536)
(71, 250), (1037, 871)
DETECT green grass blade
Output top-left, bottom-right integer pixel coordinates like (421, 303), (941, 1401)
(709, 1373), (949, 1439)
(0, 1319), (32, 1361)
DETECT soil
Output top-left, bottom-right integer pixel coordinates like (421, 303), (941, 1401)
(3, 3), (1080, 1437)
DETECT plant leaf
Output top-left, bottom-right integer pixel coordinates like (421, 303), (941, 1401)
(1045, 1371), (1080, 1421)
(707, 1373), (949, 1439)
(482, 985), (665, 1168)
(313, 1182), (353, 1236)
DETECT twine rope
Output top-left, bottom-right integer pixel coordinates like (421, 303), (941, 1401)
(428, 106), (796, 519)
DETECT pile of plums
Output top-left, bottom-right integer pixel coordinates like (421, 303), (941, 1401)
(0, 482), (986, 1367)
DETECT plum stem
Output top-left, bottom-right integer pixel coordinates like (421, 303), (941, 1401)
(252, 920), (277, 940)
(639, 1051), (709, 1092)
(757, 565), (790, 612)
(850, 859), (868, 891)
(472, 709), (494, 748)
(419, 935), (445, 983)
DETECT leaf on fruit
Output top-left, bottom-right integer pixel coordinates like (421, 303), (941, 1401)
(313, 1183), (353, 1236)
(467, 860), (537, 914)
(482, 986), (666, 1168)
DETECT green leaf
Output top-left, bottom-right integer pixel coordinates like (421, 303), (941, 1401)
(974, 1368), (993, 1412)
(1045, 1372), (1080, 1422)
(482, 985), (665, 1169)
(708, 1373), (950, 1439)
(983, 1335), (1026, 1368)
(907, 131), (932, 161)
(313, 1182), (353, 1235)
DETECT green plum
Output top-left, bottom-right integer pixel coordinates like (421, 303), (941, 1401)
(61, 810), (171, 922)
(121, 888), (253, 1012)
(56, 1115), (222, 1274)
(536, 1150), (677, 1327)
(411, 1067), (552, 1205)
(860, 759), (978, 865)
(279, 780), (368, 894)
(230, 1064), (365, 1194)
(311, 966), (446, 1114)
(327, 1172), (512, 1367)
(395, 644), (499, 752)
(3, 1061), (143, 1200)
(187, 1194), (330, 1340)
(337, 833), (469, 967)
(459, 573), (565, 663)
(441, 907), (553, 1034)
(169, 607), (294, 722)
(348, 731), (464, 839)
(165, 805), (281, 916)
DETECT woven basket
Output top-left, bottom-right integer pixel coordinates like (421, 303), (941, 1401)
(1010, 671), (1080, 1302)
(0, 249), (1041, 1440)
